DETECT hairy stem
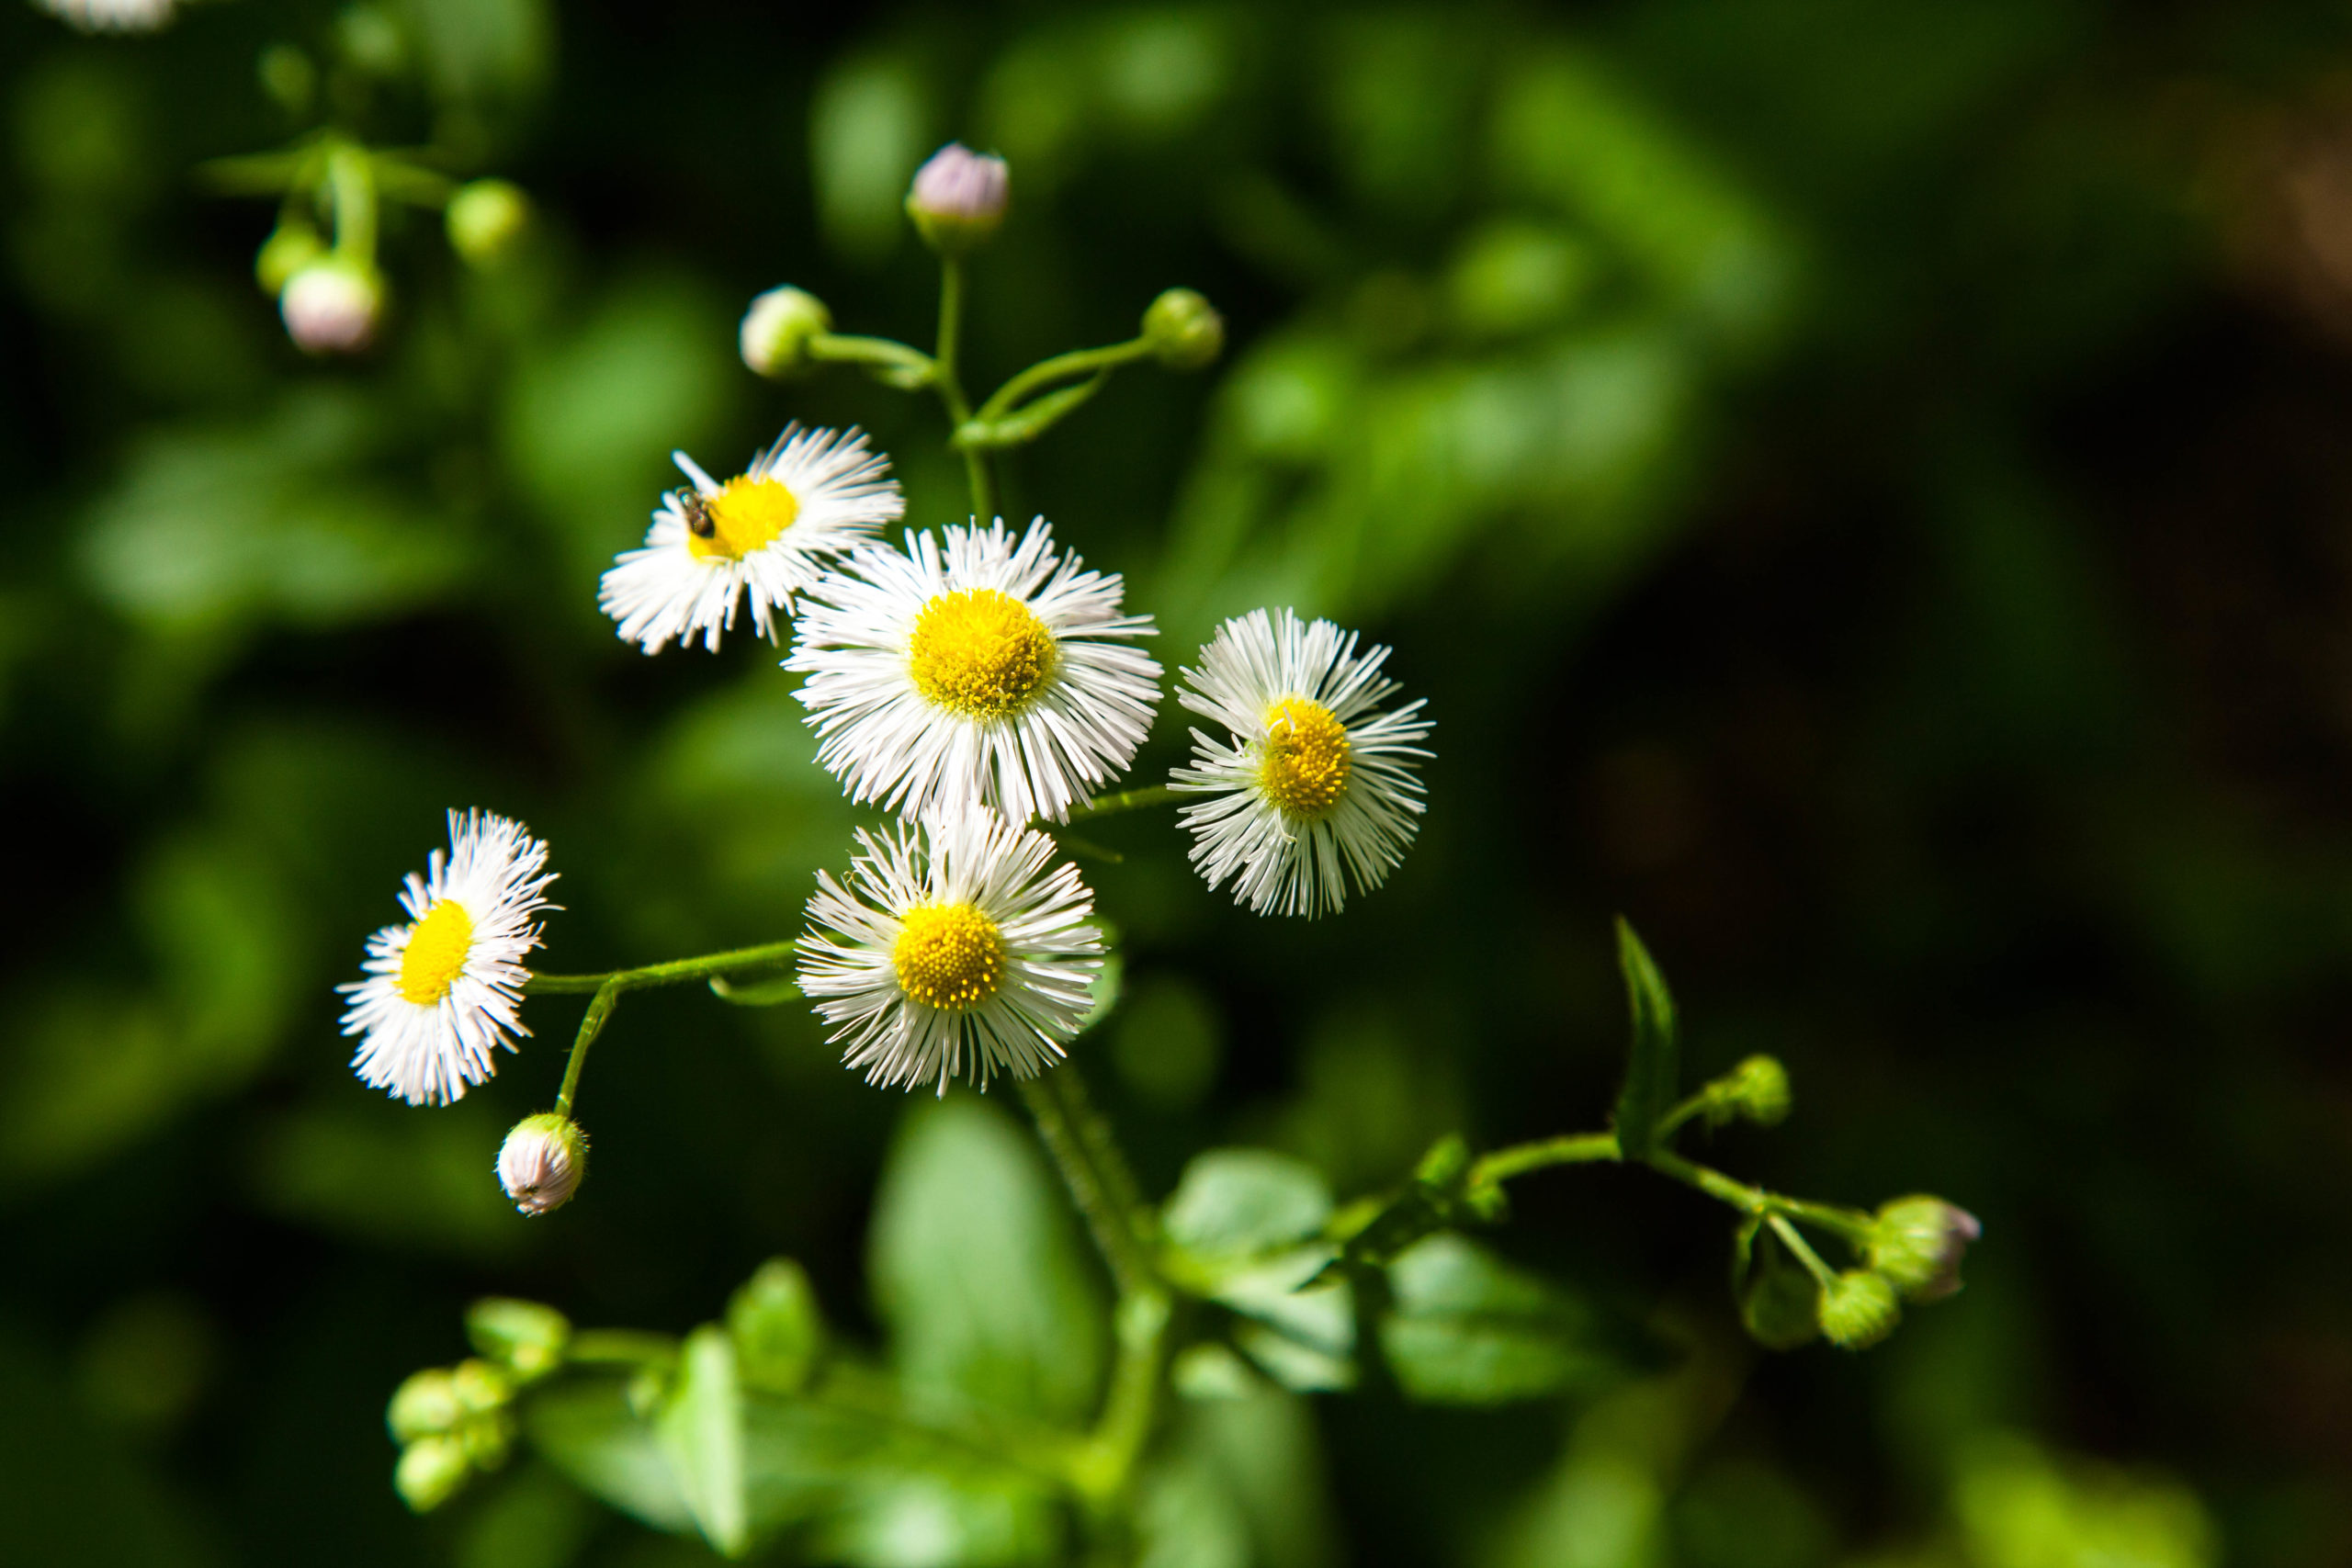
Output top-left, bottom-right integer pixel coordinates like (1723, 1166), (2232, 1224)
(933, 256), (996, 521)
(1065, 784), (1182, 823)
(1470, 1130), (1621, 1185)
(975, 337), (1153, 423)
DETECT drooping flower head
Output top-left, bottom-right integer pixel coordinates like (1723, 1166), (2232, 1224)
(340, 809), (558, 1106)
(797, 809), (1103, 1094)
(1170, 608), (1433, 918)
(599, 424), (903, 656)
(787, 519), (1161, 825)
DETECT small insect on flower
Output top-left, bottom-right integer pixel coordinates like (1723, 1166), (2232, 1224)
(787, 519), (1161, 824)
(1170, 608), (1433, 918)
(797, 809), (1103, 1094)
(340, 810), (559, 1107)
(599, 424), (904, 655)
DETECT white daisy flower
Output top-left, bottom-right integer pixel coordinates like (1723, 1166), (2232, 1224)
(1170, 608), (1433, 918)
(797, 809), (1103, 1094)
(599, 424), (903, 655)
(786, 518), (1160, 824)
(339, 809), (560, 1106)
(34, 0), (175, 32)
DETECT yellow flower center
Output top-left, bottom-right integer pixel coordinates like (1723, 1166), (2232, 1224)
(398, 899), (475, 1005)
(686, 476), (800, 560)
(907, 588), (1058, 719)
(891, 903), (1008, 1010)
(1259, 696), (1351, 819)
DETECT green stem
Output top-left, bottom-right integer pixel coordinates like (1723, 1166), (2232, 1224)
(325, 139), (377, 261)
(553, 978), (620, 1118)
(808, 332), (934, 387)
(1065, 784), (1182, 823)
(526, 941), (798, 1116)
(975, 337), (1153, 423)
(1767, 1214), (1841, 1288)
(933, 256), (997, 520)
(1017, 1071), (1155, 1299)
(1469, 1131), (1620, 1186)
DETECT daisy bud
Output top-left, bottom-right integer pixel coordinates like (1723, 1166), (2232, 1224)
(278, 258), (381, 355)
(1720, 1055), (1792, 1127)
(394, 1435), (470, 1512)
(255, 221), (324, 295)
(386, 1368), (461, 1442)
(466, 1298), (571, 1382)
(905, 142), (1009, 254)
(1866, 1195), (1983, 1303)
(1817, 1269), (1902, 1350)
(1142, 288), (1225, 371)
(739, 286), (833, 378)
(1738, 1253), (1821, 1350)
(497, 1113), (587, 1216)
(445, 179), (530, 267)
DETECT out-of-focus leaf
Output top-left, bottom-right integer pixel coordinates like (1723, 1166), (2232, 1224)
(399, 0), (551, 103)
(1175, 1379), (1337, 1568)
(809, 1472), (1065, 1568)
(526, 1373), (695, 1537)
(1161, 1149), (1332, 1275)
(455, 1465), (596, 1568)
(1136, 1455), (1251, 1568)
(1108, 971), (1219, 1111)
(77, 397), (470, 635)
(1953, 1436), (2218, 1568)
(247, 1103), (528, 1259)
(1610, 919), (1679, 1162)
(729, 1258), (825, 1394)
(868, 1098), (1106, 1422)
(657, 1325), (748, 1556)
(1213, 1246), (1355, 1393)
(1378, 1234), (1654, 1405)
(811, 54), (932, 262)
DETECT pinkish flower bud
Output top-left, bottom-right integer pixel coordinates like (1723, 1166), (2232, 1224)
(279, 260), (381, 354)
(497, 1112), (587, 1216)
(1867, 1195), (1983, 1303)
(905, 143), (1009, 254)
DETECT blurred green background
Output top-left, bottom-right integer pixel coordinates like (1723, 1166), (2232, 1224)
(6, 0), (2351, 1563)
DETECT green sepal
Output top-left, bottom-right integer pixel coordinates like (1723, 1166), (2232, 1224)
(1609, 919), (1680, 1161)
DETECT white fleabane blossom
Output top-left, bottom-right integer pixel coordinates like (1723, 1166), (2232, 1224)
(599, 424), (903, 655)
(340, 810), (559, 1106)
(787, 519), (1160, 824)
(1170, 608), (1432, 918)
(797, 809), (1102, 1094)
(34, 0), (173, 31)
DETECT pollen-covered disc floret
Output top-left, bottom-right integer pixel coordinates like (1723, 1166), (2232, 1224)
(787, 519), (1160, 824)
(797, 809), (1103, 1094)
(599, 424), (903, 655)
(340, 810), (560, 1106)
(1170, 608), (1433, 918)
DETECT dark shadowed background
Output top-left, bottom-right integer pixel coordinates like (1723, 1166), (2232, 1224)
(4, 1), (2350, 1564)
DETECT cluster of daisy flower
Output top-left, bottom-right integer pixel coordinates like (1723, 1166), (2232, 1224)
(336, 418), (1431, 1209)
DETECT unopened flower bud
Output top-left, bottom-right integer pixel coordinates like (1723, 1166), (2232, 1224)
(394, 1435), (471, 1512)
(1866, 1196), (1982, 1303)
(498, 1112), (587, 1215)
(467, 1298), (571, 1382)
(279, 258), (381, 354)
(905, 142), (1009, 254)
(1142, 288), (1224, 370)
(1817, 1269), (1901, 1349)
(1722, 1055), (1792, 1127)
(1737, 1247), (1820, 1350)
(255, 221), (324, 294)
(445, 179), (530, 267)
(739, 285), (832, 378)
(387, 1368), (460, 1441)
(448, 1357), (514, 1414)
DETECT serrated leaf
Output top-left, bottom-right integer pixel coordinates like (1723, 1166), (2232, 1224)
(657, 1326), (748, 1555)
(1609, 919), (1680, 1161)
(1377, 1234), (1653, 1404)
(869, 1098), (1106, 1422)
(1162, 1150), (1332, 1275)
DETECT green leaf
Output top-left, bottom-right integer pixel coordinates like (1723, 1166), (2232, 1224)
(809, 1472), (1064, 1568)
(1609, 919), (1680, 1162)
(1162, 1150), (1333, 1276)
(656, 1325), (748, 1556)
(868, 1098), (1106, 1422)
(707, 972), (801, 1007)
(526, 1374), (694, 1536)
(1214, 1246), (1355, 1393)
(729, 1258), (825, 1394)
(1377, 1234), (1653, 1404)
